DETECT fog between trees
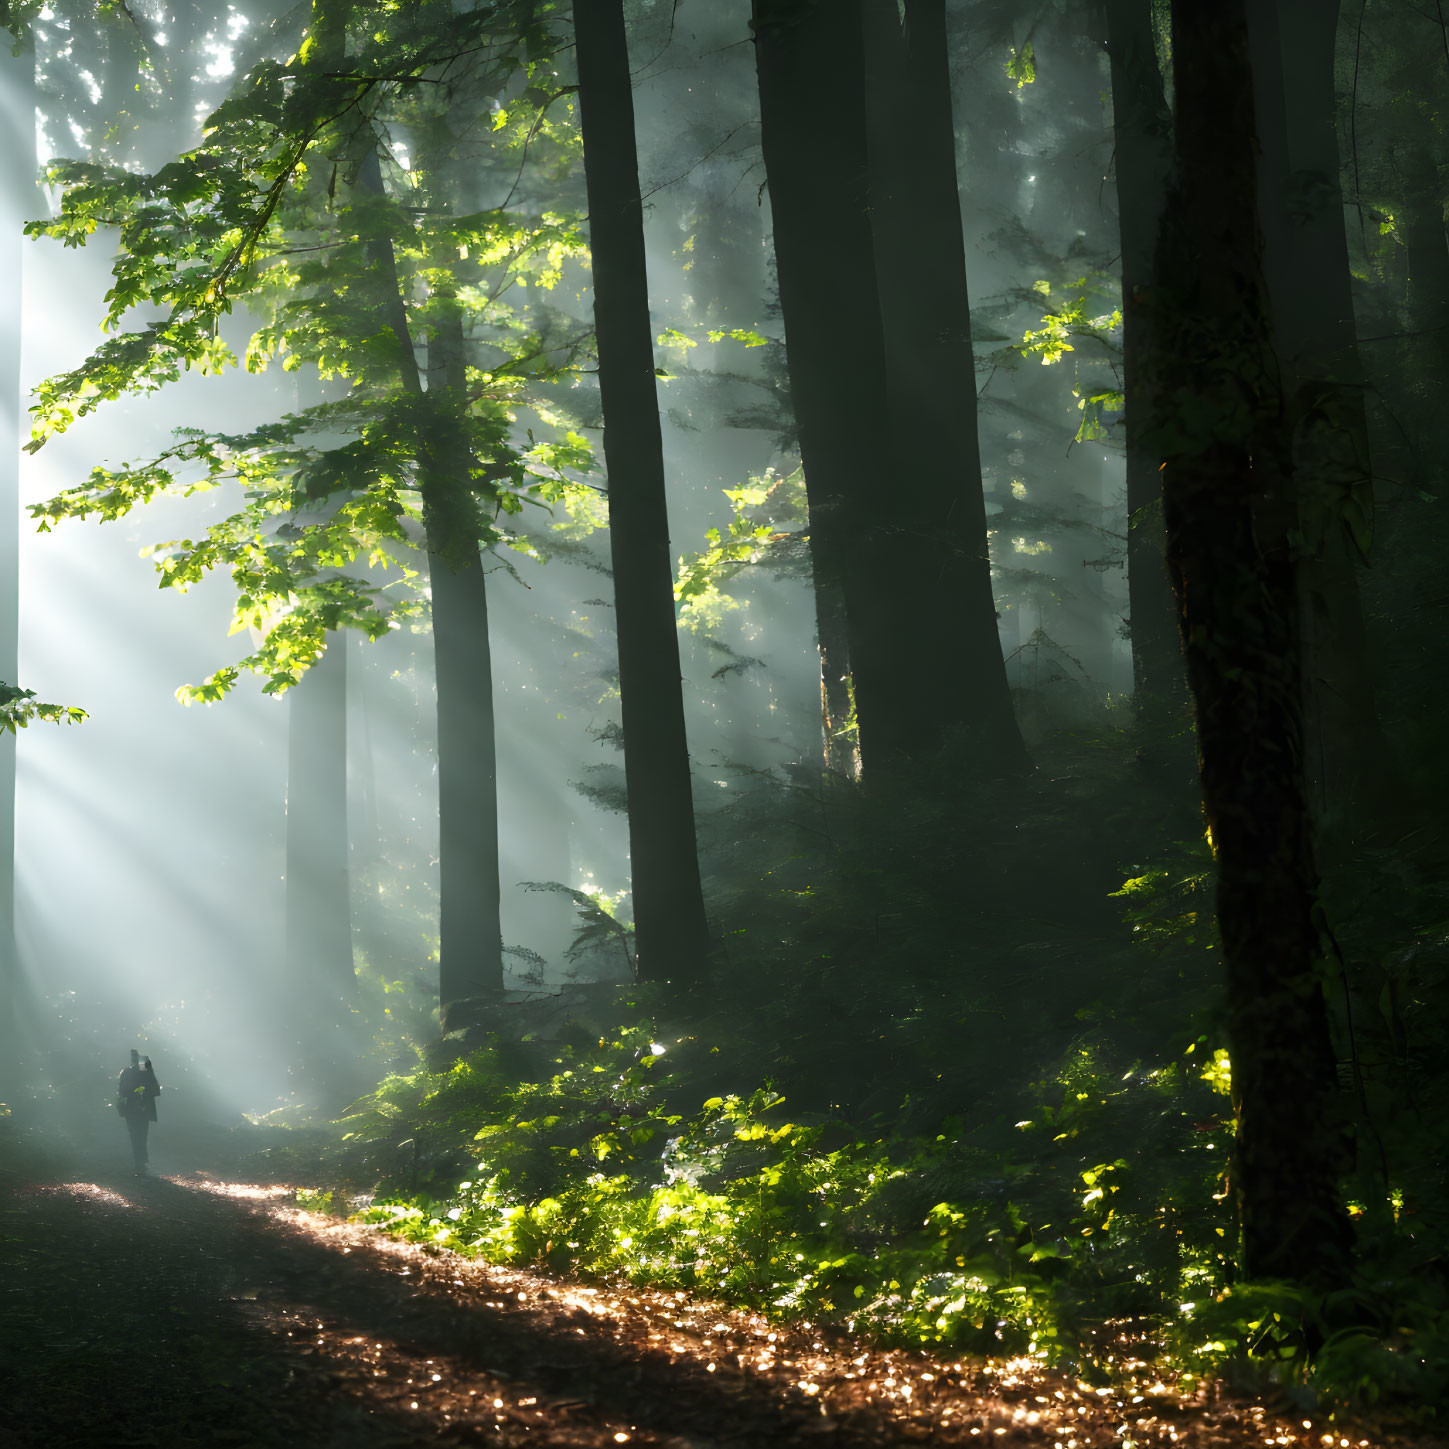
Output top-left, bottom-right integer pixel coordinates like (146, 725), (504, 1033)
(0, 0), (1446, 1418)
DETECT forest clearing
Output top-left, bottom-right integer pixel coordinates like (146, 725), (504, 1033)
(2, 0), (1448, 1439)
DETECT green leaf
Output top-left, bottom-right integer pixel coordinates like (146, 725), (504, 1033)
(1006, 41), (1036, 88)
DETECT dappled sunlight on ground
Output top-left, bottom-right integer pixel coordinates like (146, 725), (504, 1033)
(181, 1173), (292, 1200)
(38, 1181), (138, 1209)
(150, 1173), (1426, 1449)
(1, 1166), (1434, 1448)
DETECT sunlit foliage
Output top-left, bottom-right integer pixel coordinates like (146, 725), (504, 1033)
(24, 0), (597, 696)
(0, 680), (87, 732)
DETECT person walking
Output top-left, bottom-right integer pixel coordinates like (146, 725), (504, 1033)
(116, 1050), (160, 1174)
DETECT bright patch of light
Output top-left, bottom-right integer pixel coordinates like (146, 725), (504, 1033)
(649, 1042), (666, 1056)
(192, 1179), (293, 1200)
(58, 1182), (132, 1207)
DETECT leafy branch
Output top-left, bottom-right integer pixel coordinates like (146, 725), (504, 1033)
(0, 682), (87, 734)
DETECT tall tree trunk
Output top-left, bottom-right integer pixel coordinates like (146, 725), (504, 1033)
(284, 637), (353, 1001)
(1102, 0), (1184, 716)
(283, 367), (357, 1046)
(1248, 0), (1395, 836)
(573, 0), (710, 989)
(816, 584), (856, 776)
(1156, 0), (1352, 1287)
(165, 0), (201, 147)
(1387, 139), (1449, 642)
(862, 0), (1029, 773)
(750, 0), (863, 777)
(327, 5), (505, 1028)
(424, 295), (505, 1030)
(1397, 147), (1449, 413)
(0, 42), (33, 1082)
(751, 0), (921, 777)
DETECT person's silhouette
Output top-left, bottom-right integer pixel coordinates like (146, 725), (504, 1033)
(116, 1050), (160, 1174)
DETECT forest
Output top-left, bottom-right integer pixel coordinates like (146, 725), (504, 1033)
(0, 0), (1446, 1444)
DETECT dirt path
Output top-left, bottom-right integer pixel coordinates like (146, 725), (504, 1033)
(0, 1164), (1441, 1448)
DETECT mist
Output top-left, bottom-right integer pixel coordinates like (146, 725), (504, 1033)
(2, 2), (1443, 1435)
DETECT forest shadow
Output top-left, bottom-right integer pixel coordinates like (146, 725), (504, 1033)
(1, 1165), (880, 1448)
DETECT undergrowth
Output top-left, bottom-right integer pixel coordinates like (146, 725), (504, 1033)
(334, 1017), (1446, 1418)
(307, 728), (1448, 1423)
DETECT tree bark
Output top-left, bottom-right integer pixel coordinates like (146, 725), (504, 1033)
(428, 533), (505, 1029)
(1398, 155), (1449, 386)
(418, 263), (505, 1033)
(816, 582), (857, 776)
(1248, 0), (1395, 835)
(1156, 0), (1352, 1287)
(1389, 142), (1449, 562)
(338, 35), (506, 1029)
(1102, 0), (1184, 715)
(751, 0), (920, 777)
(573, 0), (710, 989)
(862, 0), (1029, 773)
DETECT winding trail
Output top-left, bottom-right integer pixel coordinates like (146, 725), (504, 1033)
(0, 1162), (1439, 1448)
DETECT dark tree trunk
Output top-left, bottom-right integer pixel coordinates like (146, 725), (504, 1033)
(1388, 140), (1449, 626)
(752, 0), (922, 777)
(862, 0), (1029, 774)
(0, 42), (32, 1077)
(816, 582), (857, 777)
(1373, 122), (1449, 652)
(1156, 0), (1352, 1287)
(428, 537), (505, 1026)
(1397, 144), (1449, 415)
(1102, 0), (1185, 716)
(1248, 0), (1396, 835)
(573, 0), (710, 989)
(422, 281), (505, 1031)
(347, 94), (506, 1029)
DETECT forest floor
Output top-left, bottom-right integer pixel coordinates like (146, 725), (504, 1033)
(1, 1146), (1444, 1449)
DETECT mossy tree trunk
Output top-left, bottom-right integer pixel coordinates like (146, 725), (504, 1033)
(1156, 0), (1352, 1287)
(573, 0), (710, 990)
